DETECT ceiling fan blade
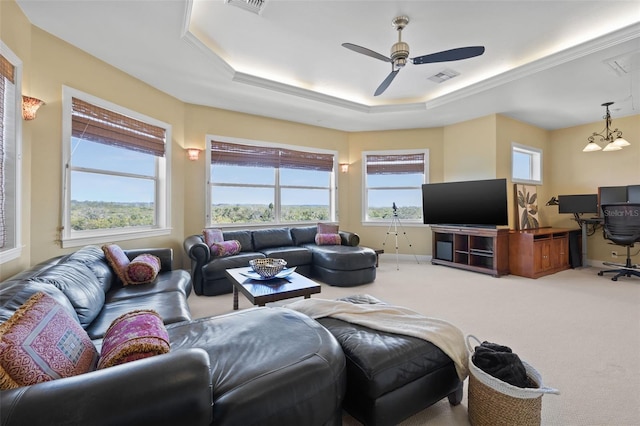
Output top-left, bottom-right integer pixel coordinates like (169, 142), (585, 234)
(411, 46), (485, 65)
(342, 43), (392, 63)
(374, 69), (400, 96)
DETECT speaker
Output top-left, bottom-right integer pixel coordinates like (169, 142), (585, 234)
(436, 241), (453, 261)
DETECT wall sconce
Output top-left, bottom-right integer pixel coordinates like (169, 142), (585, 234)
(339, 163), (349, 173)
(22, 95), (45, 120)
(186, 148), (201, 161)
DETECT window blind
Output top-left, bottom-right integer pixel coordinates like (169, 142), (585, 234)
(0, 53), (16, 248)
(210, 141), (334, 171)
(71, 97), (165, 157)
(366, 153), (425, 174)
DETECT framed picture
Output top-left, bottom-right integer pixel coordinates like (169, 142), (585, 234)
(515, 184), (540, 230)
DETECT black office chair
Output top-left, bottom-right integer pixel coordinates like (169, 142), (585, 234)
(598, 203), (640, 281)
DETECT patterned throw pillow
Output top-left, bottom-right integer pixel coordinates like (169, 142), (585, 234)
(126, 254), (161, 285)
(102, 243), (131, 285)
(202, 228), (224, 248)
(210, 240), (242, 257)
(315, 233), (342, 246)
(98, 310), (170, 369)
(0, 292), (98, 390)
(317, 222), (339, 234)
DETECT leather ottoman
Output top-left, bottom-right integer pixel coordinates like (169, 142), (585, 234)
(309, 245), (377, 286)
(317, 296), (463, 426)
(168, 307), (346, 426)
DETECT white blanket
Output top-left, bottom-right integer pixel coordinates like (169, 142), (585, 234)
(284, 298), (468, 381)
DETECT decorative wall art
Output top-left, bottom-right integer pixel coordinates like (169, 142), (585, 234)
(515, 184), (540, 230)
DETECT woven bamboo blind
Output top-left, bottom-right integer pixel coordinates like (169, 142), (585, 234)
(71, 98), (165, 157)
(366, 153), (425, 174)
(0, 54), (14, 84)
(211, 140), (334, 171)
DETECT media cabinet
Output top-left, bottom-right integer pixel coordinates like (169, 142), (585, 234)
(430, 225), (510, 277)
(508, 228), (570, 278)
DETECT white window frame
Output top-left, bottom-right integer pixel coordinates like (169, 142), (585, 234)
(0, 42), (23, 264)
(60, 86), (171, 248)
(206, 135), (338, 227)
(362, 149), (429, 225)
(512, 142), (542, 185)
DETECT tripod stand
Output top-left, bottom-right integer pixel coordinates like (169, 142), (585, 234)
(382, 203), (420, 270)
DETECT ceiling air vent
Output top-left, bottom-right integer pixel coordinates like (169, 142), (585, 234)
(428, 68), (460, 84)
(603, 50), (640, 77)
(225, 0), (266, 15)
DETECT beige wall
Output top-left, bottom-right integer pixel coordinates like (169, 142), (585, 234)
(443, 115), (497, 182)
(2, 0), (640, 281)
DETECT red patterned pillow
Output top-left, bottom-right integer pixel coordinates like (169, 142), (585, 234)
(126, 254), (161, 284)
(97, 310), (170, 370)
(210, 240), (242, 257)
(0, 292), (98, 390)
(203, 228), (224, 248)
(315, 233), (342, 246)
(317, 222), (339, 234)
(102, 243), (130, 285)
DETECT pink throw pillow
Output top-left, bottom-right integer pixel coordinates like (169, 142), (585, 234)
(102, 243), (131, 285)
(317, 222), (339, 234)
(0, 292), (98, 390)
(315, 233), (342, 246)
(203, 228), (224, 247)
(126, 254), (161, 285)
(98, 310), (170, 369)
(210, 240), (242, 257)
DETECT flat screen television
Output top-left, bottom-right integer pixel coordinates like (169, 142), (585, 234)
(422, 178), (508, 226)
(558, 194), (598, 214)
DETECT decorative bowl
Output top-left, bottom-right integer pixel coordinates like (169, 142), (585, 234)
(249, 258), (287, 278)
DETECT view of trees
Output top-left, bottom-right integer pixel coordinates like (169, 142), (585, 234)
(210, 204), (330, 224)
(70, 201), (422, 231)
(70, 201), (154, 230)
(367, 205), (422, 221)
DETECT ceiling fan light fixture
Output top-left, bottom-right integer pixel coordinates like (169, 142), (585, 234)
(342, 15), (485, 96)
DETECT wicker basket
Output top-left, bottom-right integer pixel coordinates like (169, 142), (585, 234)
(466, 335), (559, 426)
(249, 258), (287, 278)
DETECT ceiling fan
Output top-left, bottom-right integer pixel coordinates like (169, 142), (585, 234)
(342, 16), (485, 96)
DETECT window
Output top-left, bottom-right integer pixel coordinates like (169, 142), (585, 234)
(512, 143), (542, 184)
(0, 44), (22, 264)
(363, 150), (428, 223)
(208, 138), (336, 225)
(61, 87), (171, 247)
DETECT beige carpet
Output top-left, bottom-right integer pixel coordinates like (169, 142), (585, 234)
(187, 255), (640, 426)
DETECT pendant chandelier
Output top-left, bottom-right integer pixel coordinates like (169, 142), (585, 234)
(583, 102), (630, 152)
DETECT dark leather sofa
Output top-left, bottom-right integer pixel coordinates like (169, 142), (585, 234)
(184, 225), (377, 296)
(0, 245), (346, 426)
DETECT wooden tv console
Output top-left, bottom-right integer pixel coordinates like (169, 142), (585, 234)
(430, 225), (509, 277)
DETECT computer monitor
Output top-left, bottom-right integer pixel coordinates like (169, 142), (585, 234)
(628, 185), (640, 203)
(598, 186), (628, 207)
(558, 194), (598, 214)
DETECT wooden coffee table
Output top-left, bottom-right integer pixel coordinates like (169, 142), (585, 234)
(225, 266), (321, 310)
